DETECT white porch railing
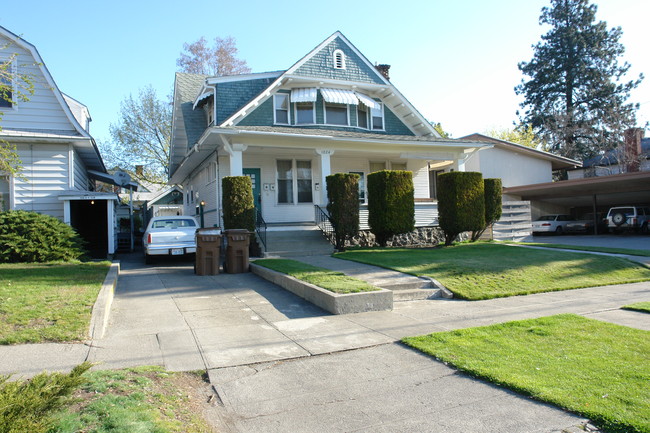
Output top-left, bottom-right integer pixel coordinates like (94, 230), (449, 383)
(359, 201), (531, 240)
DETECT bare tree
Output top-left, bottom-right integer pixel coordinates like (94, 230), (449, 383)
(177, 36), (250, 76)
(100, 86), (171, 185)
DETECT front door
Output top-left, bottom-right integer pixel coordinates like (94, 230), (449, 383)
(243, 168), (261, 213)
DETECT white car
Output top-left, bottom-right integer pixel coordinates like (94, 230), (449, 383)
(532, 214), (575, 235)
(143, 216), (198, 264)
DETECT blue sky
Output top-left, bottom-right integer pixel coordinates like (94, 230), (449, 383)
(2, 0), (648, 143)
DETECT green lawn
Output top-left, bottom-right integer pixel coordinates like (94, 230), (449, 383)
(254, 259), (379, 294)
(50, 366), (214, 433)
(0, 262), (110, 344)
(505, 241), (650, 257)
(403, 314), (650, 433)
(334, 243), (650, 300)
(623, 302), (650, 314)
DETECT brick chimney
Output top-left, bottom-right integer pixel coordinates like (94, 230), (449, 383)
(375, 64), (390, 80)
(624, 128), (644, 173)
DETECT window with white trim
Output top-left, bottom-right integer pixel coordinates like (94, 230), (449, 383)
(277, 159), (313, 204)
(324, 102), (348, 126)
(333, 49), (346, 69)
(0, 59), (16, 109)
(369, 161), (386, 173)
(371, 103), (384, 130)
(350, 171), (365, 202)
(0, 176), (10, 211)
(295, 102), (315, 124)
(357, 104), (368, 129)
(274, 93), (290, 124)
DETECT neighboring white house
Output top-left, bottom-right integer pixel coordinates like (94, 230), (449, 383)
(169, 31), (498, 228)
(0, 25), (121, 257)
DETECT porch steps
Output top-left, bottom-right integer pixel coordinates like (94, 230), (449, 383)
(263, 227), (335, 257)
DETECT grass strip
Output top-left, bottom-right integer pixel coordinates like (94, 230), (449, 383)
(504, 241), (650, 257)
(254, 259), (378, 294)
(622, 302), (650, 314)
(0, 262), (110, 344)
(403, 314), (650, 433)
(51, 366), (215, 433)
(334, 243), (650, 300)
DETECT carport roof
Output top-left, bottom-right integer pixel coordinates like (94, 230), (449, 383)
(504, 171), (650, 207)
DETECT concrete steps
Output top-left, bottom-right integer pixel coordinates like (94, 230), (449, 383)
(263, 227), (335, 257)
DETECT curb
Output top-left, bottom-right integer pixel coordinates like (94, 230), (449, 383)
(251, 263), (393, 314)
(88, 260), (120, 340)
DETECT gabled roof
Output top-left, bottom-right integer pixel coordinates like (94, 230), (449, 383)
(219, 31), (441, 138)
(460, 133), (581, 170)
(0, 25), (105, 172)
(581, 137), (649, 168)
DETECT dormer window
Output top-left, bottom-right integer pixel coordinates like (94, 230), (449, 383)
(333, 49), (346, 70)
(0, 59), (16, 108)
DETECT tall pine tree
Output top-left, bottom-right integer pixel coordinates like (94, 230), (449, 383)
(516, 0), (642, 161)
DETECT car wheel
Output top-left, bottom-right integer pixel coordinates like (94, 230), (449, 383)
(642, 223), (649, 235)
(612, 212), (626, 226)
(555, 226), (563, 235)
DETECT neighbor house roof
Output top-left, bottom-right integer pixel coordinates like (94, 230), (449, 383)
(460, 133), (581, 170)
(581, 138), (650, 168)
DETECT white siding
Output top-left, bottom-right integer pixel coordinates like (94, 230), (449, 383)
(407, 159), (429, 198)
(13, 143), (69, 219)
(0, 35), (76, 131)
(467, 147), (552, 187)
(183, 156), (219, 227)
(73, 148), (89, 190)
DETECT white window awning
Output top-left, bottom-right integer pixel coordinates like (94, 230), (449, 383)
(355, 92), (381, 110)
(320, 88), (358, 105)
(290, 88), (318, 103)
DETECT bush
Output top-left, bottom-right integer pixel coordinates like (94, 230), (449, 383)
(437, 172), (485, 245)
(367, 170), (415, 247)
(471, 178), (503, 241)
(0, 210), (86, 263)
(326, 173), (360, 251)
(0, 362), (91, 433)
(222, 176), (255, 231)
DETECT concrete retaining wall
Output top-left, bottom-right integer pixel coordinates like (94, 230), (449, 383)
(88, 261), (120, 340)
(251, 263), (393, 314)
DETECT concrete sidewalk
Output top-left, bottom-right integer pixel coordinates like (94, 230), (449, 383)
(1, 252), (648, 432)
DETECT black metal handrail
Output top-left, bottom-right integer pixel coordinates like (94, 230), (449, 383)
(314, 205), (335, 245)
(255, 209), (267, 251)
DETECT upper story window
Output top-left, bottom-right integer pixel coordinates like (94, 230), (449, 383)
(0, 59), (15, 109)
(274, 93), (290, 124)
(371, 103), (384, 130)
(333, 49), (346, 70)
(324, 102), (348, 126)
(357, 105), (368, 129)
(295, 102), (315, 124)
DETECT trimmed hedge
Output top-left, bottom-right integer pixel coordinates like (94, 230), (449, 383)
(222, 176), (255, 231)
(437, 172), (485, 245)
(471, 178), (503, 241)
(0, 210), (86, 263)
(326, 173), (360, 251)
(367, 170), (415, 247)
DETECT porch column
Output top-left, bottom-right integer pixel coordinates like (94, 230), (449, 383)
(452, 154), (466, 172)
(224, 143), (248, 176)
(316, 149), (334, 205)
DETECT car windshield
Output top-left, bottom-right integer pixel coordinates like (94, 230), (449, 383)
(610, 208), (635, 217)
(536, 215), (557, 221)
(151, 219), (196, 229)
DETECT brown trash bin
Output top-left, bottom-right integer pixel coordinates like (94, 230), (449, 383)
(195, 228), (222, 275)
(225, 229), (250, 273)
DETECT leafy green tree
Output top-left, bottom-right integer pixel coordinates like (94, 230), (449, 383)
(177, 36), (251, 76)
(100, 86), (171, 184)
(484, 124), (545, 150)
(516, 0), (642, 161)
(0, 45), (36, 176)
(430, 122), (451, 138)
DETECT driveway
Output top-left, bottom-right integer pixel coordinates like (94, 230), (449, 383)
(81, 252), (650, 432)
(527, 233), (650, 250)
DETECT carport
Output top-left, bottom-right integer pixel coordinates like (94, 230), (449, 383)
(504, 171), (650, 235)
